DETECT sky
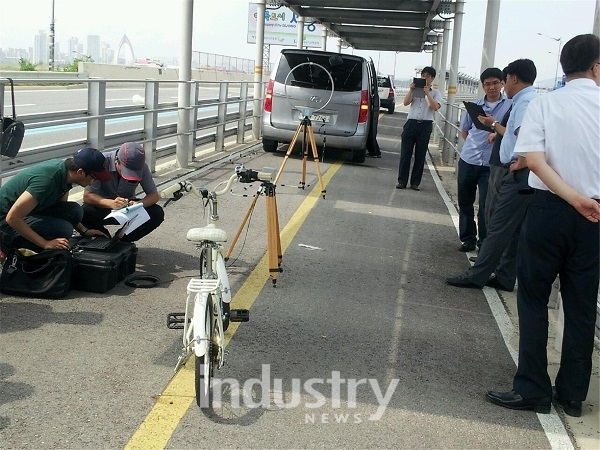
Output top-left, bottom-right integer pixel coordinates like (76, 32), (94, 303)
(0, 0), (597, 87)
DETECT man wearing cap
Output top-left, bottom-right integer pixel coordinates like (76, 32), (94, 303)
(0, 147), (111, 252)
(82, 142), (164, 242)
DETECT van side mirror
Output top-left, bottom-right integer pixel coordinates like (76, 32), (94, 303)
(328, 55), (344, 67)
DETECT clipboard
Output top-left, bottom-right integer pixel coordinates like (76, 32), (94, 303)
(463, 101), (493, 132)
(104, 202), (149, 235)
(412, 77), (426, 98)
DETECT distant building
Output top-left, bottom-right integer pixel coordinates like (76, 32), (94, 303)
(33, 30), (48, 65)
(68, 37), (81, 61)
(101, 42), (114, 64)
(0, 47), (30, 66)
(87, 35), (101, 62)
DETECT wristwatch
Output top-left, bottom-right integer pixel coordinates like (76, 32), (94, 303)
(491, 121), (498, 131)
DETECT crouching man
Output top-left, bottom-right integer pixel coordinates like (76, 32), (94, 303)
(82, 142), (164, 242)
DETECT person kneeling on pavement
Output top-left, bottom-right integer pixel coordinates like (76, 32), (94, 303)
(0, 147), (111, 253)
(82, 142), (164, 242)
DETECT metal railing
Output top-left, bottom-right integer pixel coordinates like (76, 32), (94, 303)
(0, 77), (267, 183)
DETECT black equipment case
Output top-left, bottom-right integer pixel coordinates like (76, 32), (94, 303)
(70, 241), (137, 293)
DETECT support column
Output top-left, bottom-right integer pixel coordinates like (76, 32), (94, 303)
(431, 43), (439, 85)
(442, 0), (465, 166)
(594, 0), (600, 37)
(297, 15), (305, 48)
(321, 27), (328, 51)
(434, 24), (450, 150)
(176, 0), (193, 168)
(253, 0), (267, 140)
(478, 0), (501, 97)
(431, 42), (441, 144)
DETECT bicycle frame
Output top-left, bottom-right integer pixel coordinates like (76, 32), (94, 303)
(164, 167), (252, 407)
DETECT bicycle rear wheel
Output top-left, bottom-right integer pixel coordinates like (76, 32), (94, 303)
(195, 296), (214, 408)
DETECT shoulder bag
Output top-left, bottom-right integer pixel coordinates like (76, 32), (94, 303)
(0, 248), (72, 299)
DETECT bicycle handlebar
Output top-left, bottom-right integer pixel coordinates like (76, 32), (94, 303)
(160, 165), (274, 203)
(160, 173), (237, 201)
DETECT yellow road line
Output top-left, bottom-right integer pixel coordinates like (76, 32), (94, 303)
(125, 161), (343, 450)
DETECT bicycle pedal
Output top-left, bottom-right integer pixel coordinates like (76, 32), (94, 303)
(167, 312), (186, 329)
(228, 309), (249, 322)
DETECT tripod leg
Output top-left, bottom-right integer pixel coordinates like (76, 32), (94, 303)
(301, 124), (309, 190)
(265, 183), (281, 286)
(272, 188), (282, 267)
(274, 121), (303, 186)
(225, 189), (261, 260)
(307, 124), (327, 198)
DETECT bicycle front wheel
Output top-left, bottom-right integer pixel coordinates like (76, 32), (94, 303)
(195, 297), (214, 408)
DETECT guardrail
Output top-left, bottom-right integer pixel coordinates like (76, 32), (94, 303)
(433, 101), (466, 166)
(0, 77), (267, 184)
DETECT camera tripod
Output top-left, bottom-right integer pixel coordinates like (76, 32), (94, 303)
(225, 180), (282, 287)
(274, 115), (326, 199)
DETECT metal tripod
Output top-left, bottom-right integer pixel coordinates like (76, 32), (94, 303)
(273, 116), (326, 199)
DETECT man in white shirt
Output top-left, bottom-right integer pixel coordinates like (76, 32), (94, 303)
(396, 66), (442, 191)
(486, 34), (600, 417)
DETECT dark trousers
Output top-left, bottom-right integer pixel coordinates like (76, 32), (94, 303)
(82, 203), (164, 242)
(457, 158), (490, 247)
(466, 168), (531, 288)
(485, 165), (508, 227)
(397, 119), (433, 187)
(0, 201), (83, 252)
(513, 190), (599, 400)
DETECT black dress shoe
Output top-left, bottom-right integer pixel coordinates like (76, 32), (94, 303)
(458, 242), (476, 252)
(446, 273), (482, 289)
(410, 184), (420, 191)
(485, 275), (514, 292)
(486, 389), (551, 413)
(396, 182), (406, 189)
(553, 388), (582, 417)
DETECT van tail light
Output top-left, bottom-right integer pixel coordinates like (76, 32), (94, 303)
(264, 79), (274, 112)
(388, 87), (395, 99)
(358, 89), (369, 123)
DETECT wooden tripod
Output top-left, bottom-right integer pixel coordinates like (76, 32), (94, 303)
(273, 116), (326, 199)
(225, 181), (282, 287)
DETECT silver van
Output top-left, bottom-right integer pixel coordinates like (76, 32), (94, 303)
(261, 49), (379, 163)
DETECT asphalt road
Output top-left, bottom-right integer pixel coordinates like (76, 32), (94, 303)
(0, 111), (595, 449)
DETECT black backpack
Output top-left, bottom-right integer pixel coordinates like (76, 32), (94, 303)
(1, 78), (25, 158)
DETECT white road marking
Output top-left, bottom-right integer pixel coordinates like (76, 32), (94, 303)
(427, 154), (574, 450)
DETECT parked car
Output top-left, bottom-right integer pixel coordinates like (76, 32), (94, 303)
(377, 75), (395, 114)
(261, 49), (379, 163)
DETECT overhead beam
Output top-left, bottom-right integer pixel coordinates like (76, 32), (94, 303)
(288, 0), (436, 13)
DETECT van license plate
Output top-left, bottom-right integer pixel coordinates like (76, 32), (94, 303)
(301, 113), (330, 123)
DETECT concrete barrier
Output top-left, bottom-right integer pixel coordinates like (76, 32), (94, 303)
(1, 63), (260, 84)
(79, 62), (257, 82)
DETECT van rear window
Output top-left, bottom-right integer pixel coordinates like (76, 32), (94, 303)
(275, 53), (363, 92)
(377, 77), (392, 88)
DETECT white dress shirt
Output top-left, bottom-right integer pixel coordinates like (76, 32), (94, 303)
(514, 78), (600, 199)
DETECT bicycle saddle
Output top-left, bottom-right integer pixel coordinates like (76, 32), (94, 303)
(187, 224), (228, 243)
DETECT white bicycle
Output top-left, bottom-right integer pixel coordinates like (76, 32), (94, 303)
(162, 167), (250, 408)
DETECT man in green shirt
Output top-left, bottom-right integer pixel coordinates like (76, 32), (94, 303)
(0, 147), (110, 252)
